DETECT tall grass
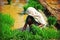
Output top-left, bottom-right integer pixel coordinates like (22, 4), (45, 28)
(24, 0), (44, 11)
(0, 13), (60, 40)
(0, 13), (15, 40)
(48, 16), (57, 26)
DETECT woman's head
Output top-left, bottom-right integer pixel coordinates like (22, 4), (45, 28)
(26, 7), (36, 15)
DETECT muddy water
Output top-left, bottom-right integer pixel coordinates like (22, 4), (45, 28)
(1, 3), (27, 30)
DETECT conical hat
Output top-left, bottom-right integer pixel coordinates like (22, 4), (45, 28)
(26, 7), (48, 25)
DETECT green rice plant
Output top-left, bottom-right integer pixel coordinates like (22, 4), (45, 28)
(30, 24), (43, 35)
(23, 0), (44, 11)
(11, 30), (32, 40)
(0, 13), (14, 27)
(48, 16), (57, 26)
(30, 24), (58, 39)
(57, 30), (60, 39)
(42, 27), (58, 39)
(11, 30), (42, 40)
(0, 13), (15, 40)
(0, 13), (59, 40)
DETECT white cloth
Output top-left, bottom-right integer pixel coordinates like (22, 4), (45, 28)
(26, 7), (48, 26)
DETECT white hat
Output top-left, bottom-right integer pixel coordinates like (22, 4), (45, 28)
(26, 7), (48, 26)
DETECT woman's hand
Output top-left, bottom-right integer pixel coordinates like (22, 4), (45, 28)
(39, 24), (44, 27)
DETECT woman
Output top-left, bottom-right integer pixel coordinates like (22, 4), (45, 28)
(23, 7), (48, 30)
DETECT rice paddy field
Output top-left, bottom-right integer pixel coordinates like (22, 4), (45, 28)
(0, 0), (60, 40)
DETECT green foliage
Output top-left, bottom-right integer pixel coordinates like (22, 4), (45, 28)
(57, 30), (60, 39)
(10, 24), (60, 40)
(0, 13), (14, 26)
(48, 16), (57, 26)
(0, 13), (60, 40)
(30, 24), (58, 39)
(11, 30), (42, 40)
(24, 0), (44, 11)
(7, 0), (12, 4)
(0, 13), (15, 40)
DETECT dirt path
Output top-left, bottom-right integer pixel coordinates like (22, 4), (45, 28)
(2, 3), (27, 30)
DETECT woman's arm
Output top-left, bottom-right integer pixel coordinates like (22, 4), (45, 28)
(23, 23), (27, 30)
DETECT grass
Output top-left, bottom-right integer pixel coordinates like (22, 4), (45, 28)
(23, 0), (44, 12)
(48, 16), (57, 26)
(0, 13), (15, 40)
(10, 24), (60, 40)
(0, 13), (60, 40)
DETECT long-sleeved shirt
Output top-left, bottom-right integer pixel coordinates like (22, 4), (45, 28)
(26, 7), (48, 26)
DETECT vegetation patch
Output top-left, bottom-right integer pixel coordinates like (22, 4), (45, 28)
(24, 0), (44, 11)
(0, 13), (60, 40)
